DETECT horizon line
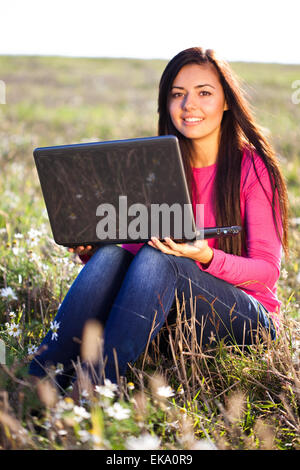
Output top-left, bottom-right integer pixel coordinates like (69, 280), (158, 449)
(0, 52), (299, 67)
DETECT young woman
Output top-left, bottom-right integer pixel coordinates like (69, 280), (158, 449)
(28, 47), (289, 389)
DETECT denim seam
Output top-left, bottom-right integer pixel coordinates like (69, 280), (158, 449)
(155, 252), (259, 323)
(176, 271), (264, 324)
(159, 252), (180, 278)
(107, 275), (178, 368)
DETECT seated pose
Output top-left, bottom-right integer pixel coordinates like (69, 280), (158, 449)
(28, 47), (289, 388)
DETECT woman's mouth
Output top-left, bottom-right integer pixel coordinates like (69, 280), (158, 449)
(182, 117), (205, 125)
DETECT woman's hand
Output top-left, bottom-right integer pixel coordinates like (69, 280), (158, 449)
(67, 245), (95, 256)
(148, 237), (214, 266)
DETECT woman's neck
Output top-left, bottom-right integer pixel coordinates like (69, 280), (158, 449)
(190, 133), (220, 168)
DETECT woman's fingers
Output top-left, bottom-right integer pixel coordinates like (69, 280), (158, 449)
(148, 237), (210, 261)
(68, 245), (94, 255)
(163, 237), (185, 253)
(148, 237), (178, 255)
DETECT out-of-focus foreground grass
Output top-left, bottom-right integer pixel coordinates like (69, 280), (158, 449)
(0, 56), (299, 450)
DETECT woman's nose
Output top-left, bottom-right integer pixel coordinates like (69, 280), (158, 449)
(182, 93), (197, 110)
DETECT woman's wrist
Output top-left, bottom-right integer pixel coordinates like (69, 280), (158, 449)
(198, 247), (214, 267)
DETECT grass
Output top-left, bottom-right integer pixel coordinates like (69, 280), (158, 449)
(0, 55), (299, 450)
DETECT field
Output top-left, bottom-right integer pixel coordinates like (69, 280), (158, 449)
(0, 55), (299, 450)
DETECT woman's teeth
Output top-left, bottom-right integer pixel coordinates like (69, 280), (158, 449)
(184, 117), (204, 122)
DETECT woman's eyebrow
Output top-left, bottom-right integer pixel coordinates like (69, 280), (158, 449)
(171, 84), (216, 90)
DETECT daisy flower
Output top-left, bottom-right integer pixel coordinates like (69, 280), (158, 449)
(55, 363), (64, 375)
(94, 379), (118, 398)
(1, 287), (18, 301)
(156, 385), (175, 398)
(50, 320), (60, 341)
(106, 402), (131, 420)
(126, 433), (161, 450)
(127, 382), (135, 390)
(27, 228), (42, 247)
(73, 405), (91, 423)
(27, 344), (38, 355)
(77, 429), (91, 443)
(6, 321), (21, 338)
(281, 268), (288, 280)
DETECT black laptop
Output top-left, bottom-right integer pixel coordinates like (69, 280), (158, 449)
(33, 135), (241, 247)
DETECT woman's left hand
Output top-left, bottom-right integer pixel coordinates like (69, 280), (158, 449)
(148, 237), (214, 266)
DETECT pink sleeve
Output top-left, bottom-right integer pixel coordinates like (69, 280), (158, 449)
(199, 155), (282, 297)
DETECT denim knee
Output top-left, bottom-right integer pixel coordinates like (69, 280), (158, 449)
(89, 244), (128, 264)
(79, 244), (132, 279)
(133, 244), (179, 278)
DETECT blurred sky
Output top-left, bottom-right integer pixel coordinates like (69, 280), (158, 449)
(1, 0), (300, 64)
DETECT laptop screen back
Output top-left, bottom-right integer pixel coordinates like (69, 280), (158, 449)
(33, 136), (196, 246)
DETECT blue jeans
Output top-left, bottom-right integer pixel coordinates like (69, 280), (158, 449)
(28, 244), (276, 386)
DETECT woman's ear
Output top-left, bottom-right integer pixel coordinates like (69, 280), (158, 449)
(224, 101), (229, 111)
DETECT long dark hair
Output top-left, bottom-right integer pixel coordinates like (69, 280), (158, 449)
(158, 47), (289, 257)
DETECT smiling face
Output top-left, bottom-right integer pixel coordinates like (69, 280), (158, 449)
(168, 63), (228, 155)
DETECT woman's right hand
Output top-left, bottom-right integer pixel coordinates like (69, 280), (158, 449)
(67, 245), (95, 256)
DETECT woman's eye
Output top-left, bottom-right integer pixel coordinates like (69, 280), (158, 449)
(171, 92), (183, 98)
(200, 91), (211, 96)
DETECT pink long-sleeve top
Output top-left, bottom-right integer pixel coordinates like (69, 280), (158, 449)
(122, 148), (282, 328)
(80, 148), (283, 330)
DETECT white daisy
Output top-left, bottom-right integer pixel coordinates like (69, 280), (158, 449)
(190, 439), (218, 450)
(73, 405), (91, 422)
(125, 433), (161, 450)
(50, 320), (60, 341)
(27, 344), (38, 355)
(6, 321), (21, 338)
(27, 228), (42, 240)
(1, 287), (18, 301)
(106, 402), (131, 420)
(127, 382), (135, 390)
(55, 363), (64, 375)
(156, 385), (175, 398)
(56, 398), (74, 412)
(281, 268), (288, 280)
(28, 252), (41, 264)
(77, 430), (91, 443)
(94, 379), (118, 398)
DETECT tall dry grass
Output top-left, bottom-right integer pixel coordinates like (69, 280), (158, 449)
(0, 55), (299, 450)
